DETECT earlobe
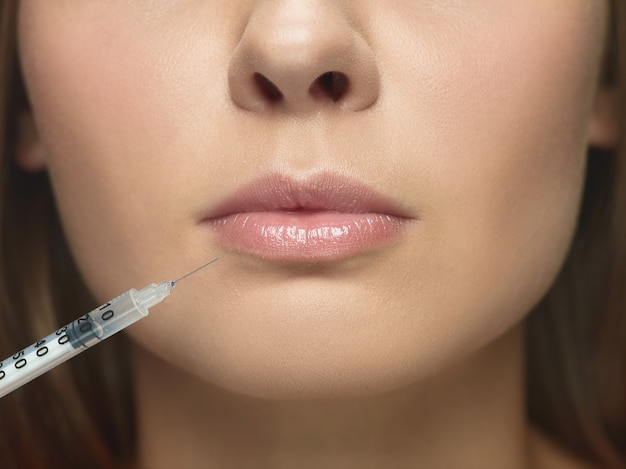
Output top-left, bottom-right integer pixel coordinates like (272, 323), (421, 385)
(15, 110), (47, 172)
(588, 87), (621, 150)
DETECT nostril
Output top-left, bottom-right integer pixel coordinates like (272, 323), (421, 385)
(254, 72), (283, 102)
(250, 71), (349, 107)
(310, 71), (349, 102)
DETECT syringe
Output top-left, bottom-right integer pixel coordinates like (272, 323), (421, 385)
(0, 257), (220, 398)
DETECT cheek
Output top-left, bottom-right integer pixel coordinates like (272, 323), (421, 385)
(18, 3), (233, 296)
(435, 6), (595, 295)
(365, 4), (601, 350)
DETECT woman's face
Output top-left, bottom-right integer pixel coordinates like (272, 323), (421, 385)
(18, 1), (612, 398)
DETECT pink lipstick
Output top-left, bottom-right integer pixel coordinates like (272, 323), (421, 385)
(203, 173), (413, 261)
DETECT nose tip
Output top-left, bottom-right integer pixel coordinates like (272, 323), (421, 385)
(228, 1), (380, 113)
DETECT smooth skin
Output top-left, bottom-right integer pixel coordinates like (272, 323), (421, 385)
(17, 1), (618, 467)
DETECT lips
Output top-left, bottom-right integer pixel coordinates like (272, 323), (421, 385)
(202, 173), (414, 261)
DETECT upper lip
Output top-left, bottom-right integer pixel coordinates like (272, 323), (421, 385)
(203, 172), (413, 220)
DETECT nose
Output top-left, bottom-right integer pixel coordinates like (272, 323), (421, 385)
(228, 0), (380, 113)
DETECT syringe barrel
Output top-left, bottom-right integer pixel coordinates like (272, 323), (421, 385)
(0, 288), (151, 398)
(67, 288), (150, 348)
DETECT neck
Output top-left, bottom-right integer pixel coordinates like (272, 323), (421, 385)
(132, 325), (531, 469)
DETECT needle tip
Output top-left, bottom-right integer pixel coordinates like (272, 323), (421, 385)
(173, 257), (222, 284)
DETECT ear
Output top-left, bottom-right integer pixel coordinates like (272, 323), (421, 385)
(588, 87), (620, 150)
(15, 110), (47, 172)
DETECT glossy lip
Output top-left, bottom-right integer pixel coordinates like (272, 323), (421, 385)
(202, 173), (415, 261)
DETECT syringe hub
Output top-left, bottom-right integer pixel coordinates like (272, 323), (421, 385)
(135, 281), (175, 310)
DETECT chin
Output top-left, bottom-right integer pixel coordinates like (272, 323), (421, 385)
(200, 360), (421, 401)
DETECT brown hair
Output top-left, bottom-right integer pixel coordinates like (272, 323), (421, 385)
(0, 1), (624, 467)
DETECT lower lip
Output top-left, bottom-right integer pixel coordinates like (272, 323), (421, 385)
(206, 211), (409, 261)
